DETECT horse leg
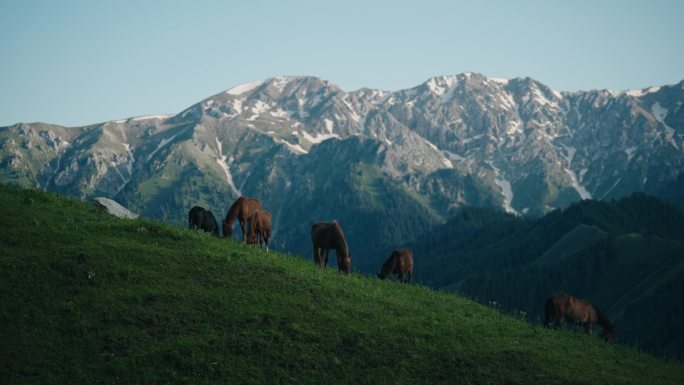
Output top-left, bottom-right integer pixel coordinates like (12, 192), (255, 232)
(264, 230), (270, 253)
(556, 314), (564, 330)
(239, 219), (247, 242)
(585, 323), (592, 336)
(316, 248), (324, 267)
(398, 272), (405, 283)
(408, 271), (413, 285)
(323, 249), (330, 267)
(313, 245), (321, 267)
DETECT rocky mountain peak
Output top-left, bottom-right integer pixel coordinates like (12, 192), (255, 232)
(1, 72), (683, 224)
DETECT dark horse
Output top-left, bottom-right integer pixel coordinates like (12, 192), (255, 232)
(544, 293), (615, 343)
(188, 206), (219, 236)
(378, 248), (414, 284)
(311, 221), (351, 274)
(247, 210), (272, 252)
(222, 196), (261, 242)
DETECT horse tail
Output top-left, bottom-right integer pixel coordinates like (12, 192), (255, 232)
(544, 296), (554, 328)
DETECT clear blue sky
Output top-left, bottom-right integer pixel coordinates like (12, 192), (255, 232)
(1, 0), (683, 127)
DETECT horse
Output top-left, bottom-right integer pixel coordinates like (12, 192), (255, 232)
(247, 210), (272, 252)
(377, 248), (414, 284)
(188, 206), (219, 236)
(544, 293), (615, 343)
(222, 196), (261, 242)
(311, 221), (351, 274)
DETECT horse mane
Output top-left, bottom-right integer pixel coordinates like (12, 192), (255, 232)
(224, 197), (244, 225)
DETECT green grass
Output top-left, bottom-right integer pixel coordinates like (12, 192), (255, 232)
(353, 163), (387, 201)
(1, 184), (683, 384)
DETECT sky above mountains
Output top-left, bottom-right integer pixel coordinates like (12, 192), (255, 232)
(1, 0), (683, 127)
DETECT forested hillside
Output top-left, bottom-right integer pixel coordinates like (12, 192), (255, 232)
(409, 193), (684, 359)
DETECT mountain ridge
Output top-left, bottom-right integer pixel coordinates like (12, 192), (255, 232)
(1, 72), (683, 264)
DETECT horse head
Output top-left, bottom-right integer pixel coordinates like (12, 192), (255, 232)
(601, 325), (615, 343)
(222, 220), (232, 238)
(377, 262), (389, 279)
(339, 254), (351, 275)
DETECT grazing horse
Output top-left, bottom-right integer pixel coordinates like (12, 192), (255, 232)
(222, 196), (261, 242)
(377, 248), (414, 284)
(188, 206), (219, 236)
(311, 221), (351, 274)
(544, 293), (615, 343)
(247, 210), (272, 252)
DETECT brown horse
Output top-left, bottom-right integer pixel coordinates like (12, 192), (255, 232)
(222, 196), (261, 241)
(311, 221), (351, 274)
(544, 293), (615, 343)
(247, 210), (272, 252)
(377, 248), (414, 284)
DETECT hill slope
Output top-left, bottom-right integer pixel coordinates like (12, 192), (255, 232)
(408, 194), (684, 359)
(1, 184), (683, 384)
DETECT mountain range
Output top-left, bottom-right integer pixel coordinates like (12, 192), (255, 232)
(1, 73), (683, 262)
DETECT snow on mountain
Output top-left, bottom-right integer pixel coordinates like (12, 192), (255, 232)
(215, 138), (240, 196)
(623, 86), (661, 97)
(226, 80), (265, 96)
(651, 101), (679, 150)
(2, 72), (684, 224)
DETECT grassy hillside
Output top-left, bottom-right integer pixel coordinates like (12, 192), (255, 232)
(1, 185), (683, 384)
(408, 196), (684, 360)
